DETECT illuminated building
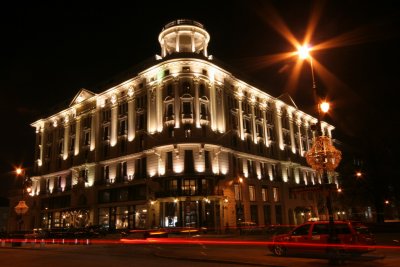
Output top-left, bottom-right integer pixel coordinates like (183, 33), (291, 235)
(26, 20), (338, 231)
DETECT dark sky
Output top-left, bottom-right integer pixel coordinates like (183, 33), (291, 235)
(1, 1), (399, 196)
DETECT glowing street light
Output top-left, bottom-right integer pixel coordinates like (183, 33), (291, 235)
(298, 43), (342, 264)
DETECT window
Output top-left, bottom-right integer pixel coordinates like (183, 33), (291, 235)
(184, 150), (194, 173)
(102, 109), (111, 122)
(199, 84), (206, 96)
(80, 169), (88, 182)
(166, 104), (174, 119)
(168, 180), (177, 193)
(166, 152), (173, 171)
(249, 185), (256, 201)
(167, 84), (173, 96)
(312, 224), (329, 235)
(103, 165), (110, 180)
(182, 179), (196, 195)
(292, 224), (311, 236)
(204, 151), (210, 170)
(84, 131), (90, 146)
(183, 81), (191, 93)
(119, 119), (127, 135)
(182, 102), (192, 117)
(69, 136), (75, 151)
(234, 184), (241, 200)
(272, 187), (280, 202)
(103, 125), (110, 140)
(118, 102), (128, 116)
(121, 161), (127, 181)
(261, 187), (268, 202)
(200, 103), (208, 119)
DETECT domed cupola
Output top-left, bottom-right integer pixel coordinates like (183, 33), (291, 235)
(158, 19), (210, 58)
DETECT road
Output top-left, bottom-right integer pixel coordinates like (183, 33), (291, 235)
(0, 235), (399, 267)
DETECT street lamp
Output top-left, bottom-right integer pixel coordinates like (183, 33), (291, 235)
(14, 167), (32, 231)
(298, 44), (342, 263)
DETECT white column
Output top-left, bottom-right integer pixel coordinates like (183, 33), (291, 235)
(74, 117), (81, 155)
(191, 32), (195, 52)
(262, 110), (269, 147)
(288, 111), (296, 154)
(63, 122), (70, 160)
(238, 99), (244, 140)
(216, 88), (226, 133)
(39, 125), (45, 166)
(110, 105), (117, 147)
(175, 32), (180, 52)
(161, 40), (166, 57)
(304, 121), (310, 151)
(251, 104), (257, 144)
(204, 40), (208, 57)
(297, 119), (304, 156)
(194, 80), (200, 128)
(90, 110), (97, 151)
(174, 79), (180, 128)
(128, 98), (135, 141)
(209, 83), (217, 131)
(157, 84), (163, 132)
(274, 104), (284, 150)
(147, 87), (157, 133)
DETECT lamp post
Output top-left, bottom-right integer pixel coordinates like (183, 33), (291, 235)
(14, 167), (32, 231)
(298, 45), (342, 263)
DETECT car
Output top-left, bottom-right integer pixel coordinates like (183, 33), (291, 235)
(269, 220), (376, 257)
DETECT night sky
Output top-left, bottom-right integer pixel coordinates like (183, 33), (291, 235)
(1, 1), (399, 197)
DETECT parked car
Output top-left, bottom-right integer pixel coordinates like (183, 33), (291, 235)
(269, 220), (376, 257)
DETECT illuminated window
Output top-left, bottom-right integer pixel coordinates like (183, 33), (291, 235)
(249, 185), (256, 201)
(273, 187), (280, 202)
(234, 184), (241, 200)
(261, 187), (268, 202)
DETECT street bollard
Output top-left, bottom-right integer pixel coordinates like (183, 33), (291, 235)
(74, 238), (78, 245)
(40, 239), (45, 247)
(85, 239), (90, 245)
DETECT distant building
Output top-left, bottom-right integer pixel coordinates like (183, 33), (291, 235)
(15, 20), (339, 232)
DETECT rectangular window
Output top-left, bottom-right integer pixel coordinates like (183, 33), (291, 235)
(184, 150), (194, 173)
(119, 119), (127, 135)
(168, 179), (177, 191)
(84, 131), (90, 146)
(204, 151), (210, 170)
(103, 126), (110, 140)
(261, 187), (268, 202)
(103, 165), (109, 180)
(182, 102), (192, 116)
(234, 184), (241, 201)
(182, 179), (197, 195)
(273, 187), (280, 202)
(249, 185), (256, 201)
(263, 205), (271, 225)
(167, 151), (173, 171)
(102, 109), (111, 122)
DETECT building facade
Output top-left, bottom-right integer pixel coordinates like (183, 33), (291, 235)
(17, 20), (339, 232)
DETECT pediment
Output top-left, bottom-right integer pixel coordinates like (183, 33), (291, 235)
(69, 88), (96, 107)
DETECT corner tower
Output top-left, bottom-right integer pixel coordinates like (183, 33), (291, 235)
(158, 19), (210, 58)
